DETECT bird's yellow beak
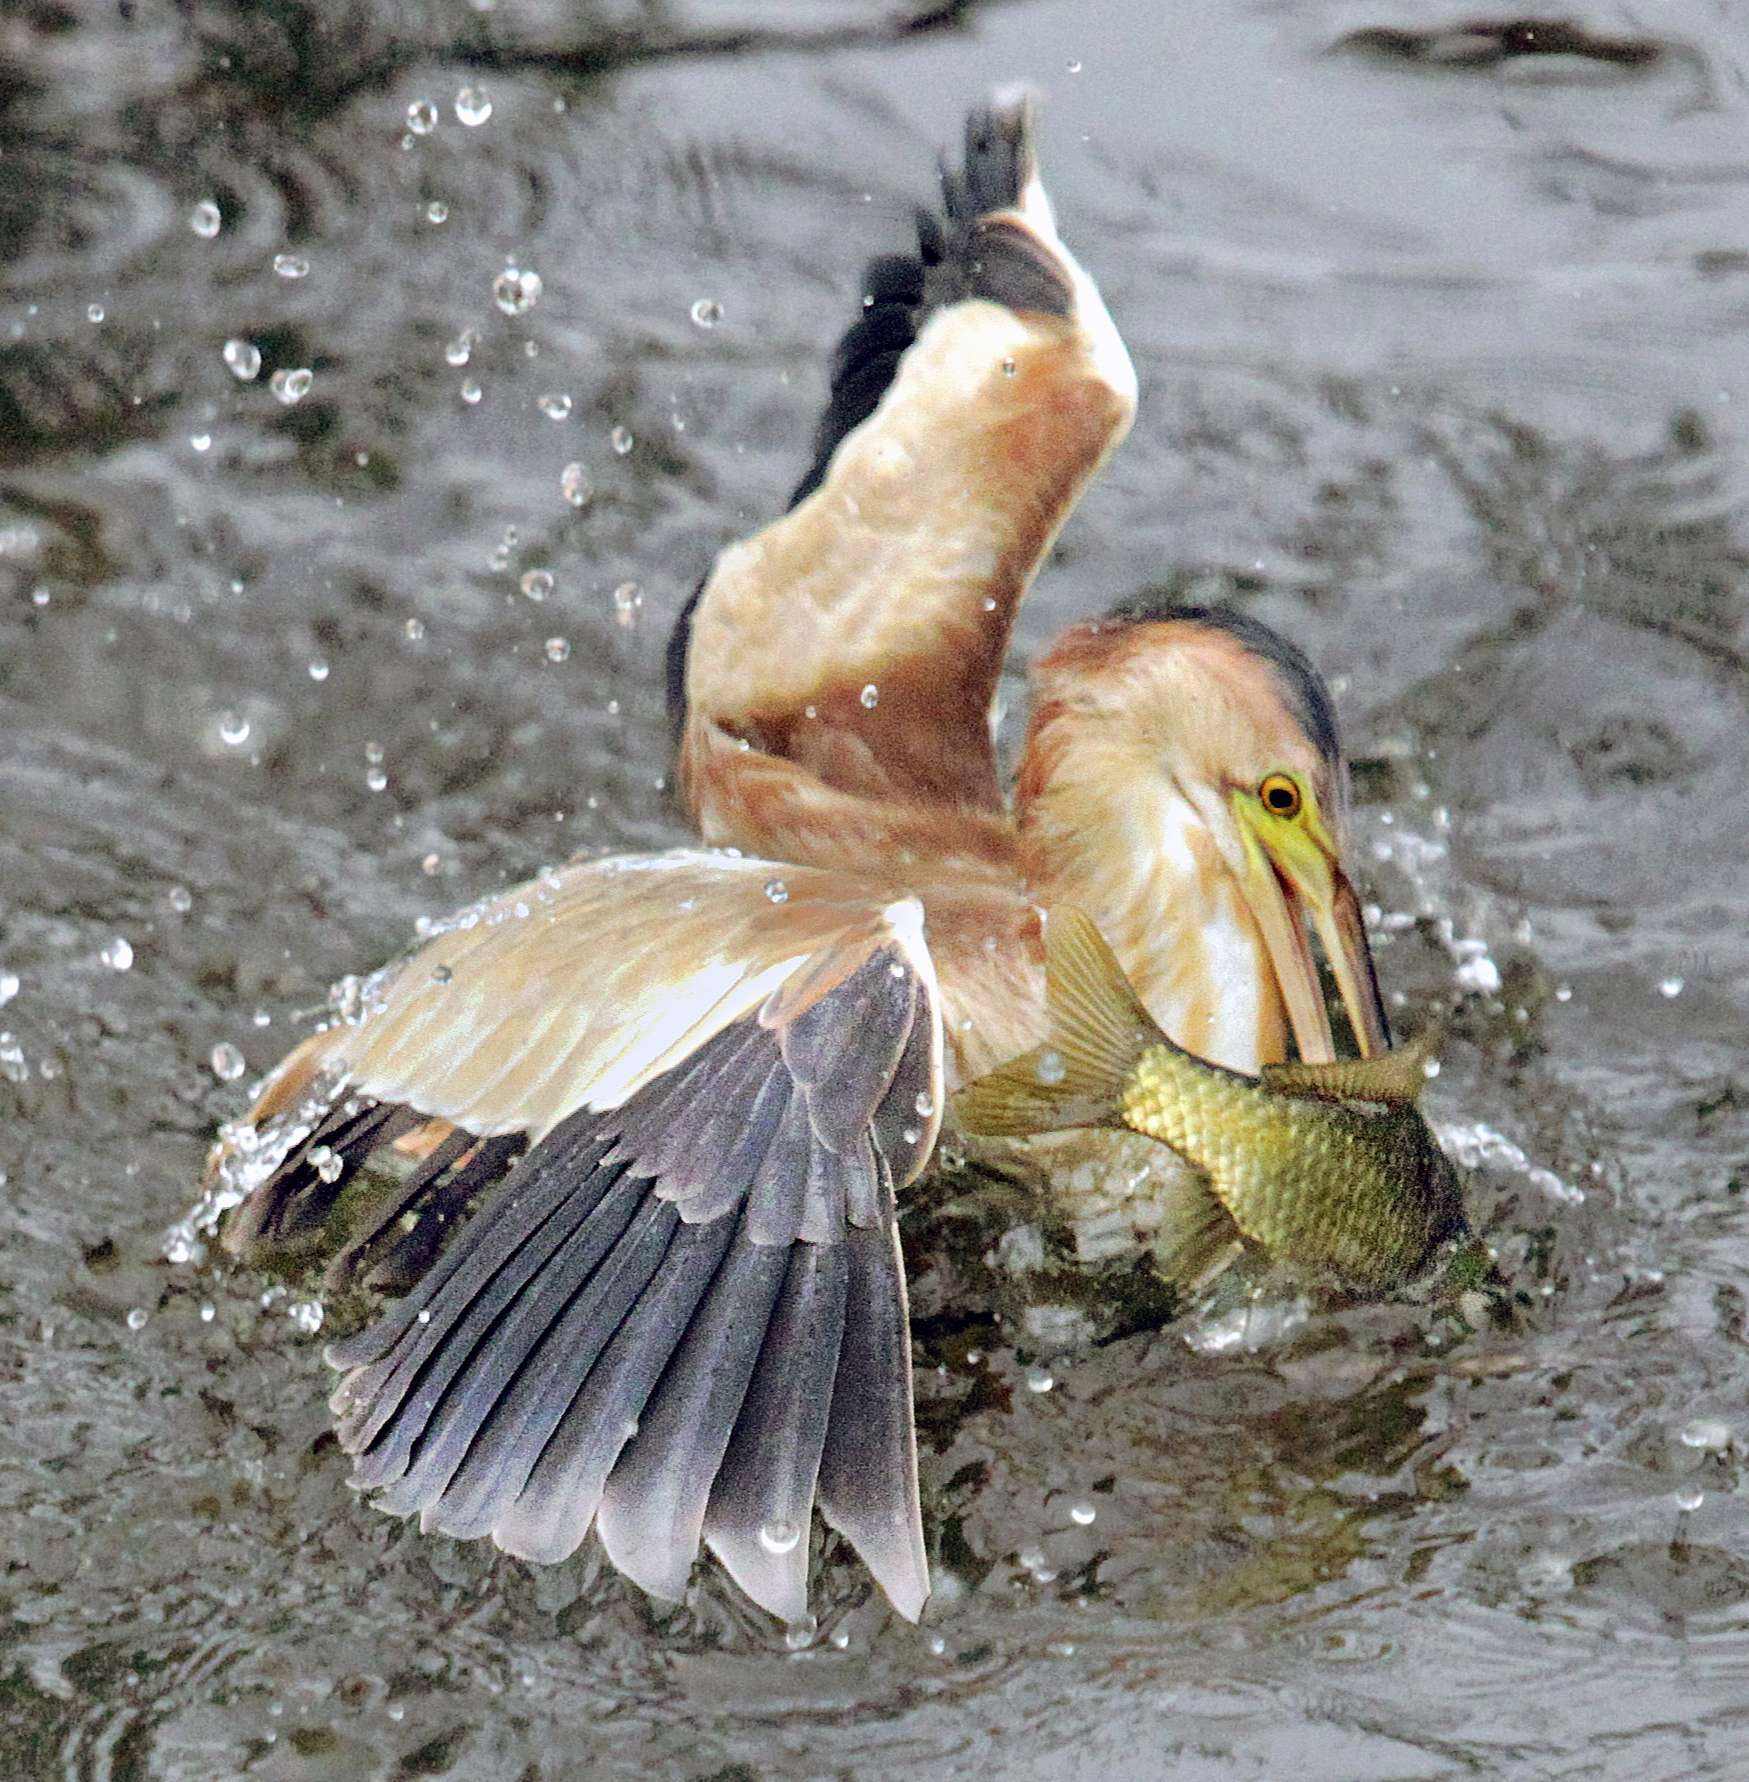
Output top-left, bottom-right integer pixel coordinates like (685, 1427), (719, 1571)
(1234, 793), (1391, 1063)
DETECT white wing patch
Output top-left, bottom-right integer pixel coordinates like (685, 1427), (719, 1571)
(319, 852), (938, 1147)
(582, 953), (807, 1119)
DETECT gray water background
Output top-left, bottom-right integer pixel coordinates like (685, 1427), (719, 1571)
(3, 1), (1749, 1775)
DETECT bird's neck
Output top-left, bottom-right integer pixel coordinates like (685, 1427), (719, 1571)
(1017, 746), (1287, 1075)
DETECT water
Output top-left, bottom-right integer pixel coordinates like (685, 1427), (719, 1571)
(3, 1), (1748, 1776)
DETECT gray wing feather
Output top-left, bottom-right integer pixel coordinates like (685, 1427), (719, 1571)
(815, 1222), (930, 1623)
(437, 1212), (737, 1545)
(703, 1244), (850, 1624)
(593, 1236), (792, 1600)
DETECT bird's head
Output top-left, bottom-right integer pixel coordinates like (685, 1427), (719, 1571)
(1016, 602), (1389, 1069)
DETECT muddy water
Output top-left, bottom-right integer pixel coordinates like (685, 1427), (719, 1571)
(4, 1), (1749, 1775)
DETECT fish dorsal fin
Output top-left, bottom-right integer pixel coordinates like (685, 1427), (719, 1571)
(953, 906), (1162, 1137)
(1261, 1029), (1438, 1105)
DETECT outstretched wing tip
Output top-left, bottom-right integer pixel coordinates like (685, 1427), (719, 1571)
(889, 1571), (932, 1626)
(788, 86), (1086, 513)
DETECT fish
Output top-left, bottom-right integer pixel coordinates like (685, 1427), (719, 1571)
(953, 906), (1471, 1294)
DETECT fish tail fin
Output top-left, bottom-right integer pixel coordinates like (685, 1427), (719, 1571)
(1261, 1026), (1441, 1105)
(954, 906), (1162, 1137)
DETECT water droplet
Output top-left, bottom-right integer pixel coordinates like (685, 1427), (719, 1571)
(859, 683), (879, 709)
(270, 367), (313, 405)
(784, 1616), (817, 1651)
(431, 963), (453, 985)
(764, 879), (789, 905)
(1034, 1049), (1066, 1086)
(216, 710), (251, 746)
(365, 766), (388, 792)
(460, 379), (482, 405)
(221, 338), (262, 382)
(455, 85), (493, 126)
(1455, 954), (1500, 994)
(252, 1008), (271, 1027)
(926, 1635), (947, 1656)
(829, 1625), (851, 1650)
(288, 1299), (324, 1334)
(759, 1518), (800, 1554)
(537, 392), (572, 420)
(167, 885), (193, 914)
(492, 266), (541, 316)
(126, 1307), (148, 1331)
(101, 936), (134, 972)
(609, 424), (634, 455)
(914, 1091), (935, 1118)
(189, 199), (222, 238)
(1659, 976), (1685, 999)
(199, 1302), (216, 1323)
(1680, 1417), (1731, 1452)
(1024, 1362), (1055, 1393)
(308, 658), (330, 681)
(1069, 1500), (1096, 1526)
(273, 252), (309, 280)
(404, 617), (425, 642)
(545, 636), (571, 663)
(210, 1041), (246, 1081)
(189, 432), (212, 454)
(0, 972), (17, 1007)
(1067, 58), (1084, 73)
(424, 200), (449, 225)
(519, 568), (553, 602)
(560, 462), (592, 508)
(1676, 1487), (1705, 1512)
(87, 303), (105, 324)
(690, 297), (723, 328)
(406, 98), (438, 134)
(444, 328), (478, 367)
(1001, 355), (1016, 376)
(310, 1145), (344, 1184)
(612, 581), (642, 628)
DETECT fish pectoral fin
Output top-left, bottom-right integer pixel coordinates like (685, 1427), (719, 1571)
(954, 906), (1162, 1138)
(1149, 1172), (1245, 1298)
(1262, 1029), (1439, 1106)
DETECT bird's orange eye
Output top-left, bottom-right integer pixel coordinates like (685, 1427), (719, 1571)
(1259, 773), (1302, 818)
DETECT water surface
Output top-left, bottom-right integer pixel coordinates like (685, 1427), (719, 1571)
(4, 1), (1749, 1775)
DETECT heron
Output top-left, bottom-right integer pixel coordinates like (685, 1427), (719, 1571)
(209, 94), (1389, 1630)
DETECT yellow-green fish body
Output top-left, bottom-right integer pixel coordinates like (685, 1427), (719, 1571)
(955, 907), (1467, 1293)
(1120, 1045), (1463, 1290)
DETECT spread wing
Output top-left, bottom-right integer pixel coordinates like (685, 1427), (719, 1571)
(673, 91), (1137, 822)
(216, 852), (944, 1623)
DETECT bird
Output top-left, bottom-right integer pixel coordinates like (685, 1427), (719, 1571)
(207, 93), (1391, 1631)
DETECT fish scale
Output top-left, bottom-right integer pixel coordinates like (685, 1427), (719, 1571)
(1120, 1046), (1460, 1287)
